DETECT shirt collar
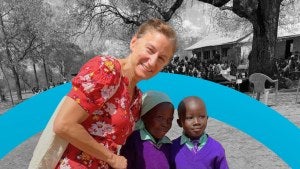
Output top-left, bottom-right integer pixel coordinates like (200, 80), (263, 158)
(180, 133), (208, 150)
(139, 128), (172, 147)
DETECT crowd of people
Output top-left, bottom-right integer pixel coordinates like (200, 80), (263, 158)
(162, 51), (300, 90)
(31, 79), (68, 94)
(275, 51), (300, 88)
(162, 55), (239, 82)
(279, 52), (300, 79)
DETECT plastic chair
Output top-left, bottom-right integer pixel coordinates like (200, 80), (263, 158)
(296, 79), (300, 103)
(249, 73), (278, 105)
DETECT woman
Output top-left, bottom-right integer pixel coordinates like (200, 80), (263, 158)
(53, 18), (177, 169)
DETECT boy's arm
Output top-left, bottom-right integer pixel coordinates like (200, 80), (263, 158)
(215, 147), (229, 169)
(120, 132), (136, 169)
(169, 139), (178, 169)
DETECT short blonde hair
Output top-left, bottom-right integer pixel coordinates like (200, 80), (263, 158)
(136, 18), (177, 53)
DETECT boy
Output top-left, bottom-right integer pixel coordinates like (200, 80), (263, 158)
(120, 91), (174, 169)
(171, 96), (229, 169)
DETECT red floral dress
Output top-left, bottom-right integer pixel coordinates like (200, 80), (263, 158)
(56, 56), (142, 169)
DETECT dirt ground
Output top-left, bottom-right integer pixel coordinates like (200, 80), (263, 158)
(0, 89), (299, 169)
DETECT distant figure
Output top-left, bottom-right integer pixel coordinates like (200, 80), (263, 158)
(171, 96), (229, 169)
(31, 87), (40, 94)
(0, 88), (6, 102)
(283, 54), (297, 75)
(120, 91), (174, 169)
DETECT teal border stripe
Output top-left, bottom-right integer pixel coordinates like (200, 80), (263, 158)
(0, 83), (70, 158)
(0, 73), (299, 168)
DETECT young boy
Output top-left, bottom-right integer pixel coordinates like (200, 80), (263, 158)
(120, 91), (174, 169)
(171, 96), (229, 169)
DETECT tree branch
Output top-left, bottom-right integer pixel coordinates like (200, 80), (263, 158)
(220, 5), (233, 11)
(140, 0), (184, 21)
(94, 3), (141, 25)
(197, 0), (231, 7)
(280, 0), (294, 7)
(109, 5), (141, 25)
(231, 0), (259, 21)
(162, 0), (184, 21)
(71, 10), (111, 37)
(198, 0), (258, 21)
(18, 35), (39, 61)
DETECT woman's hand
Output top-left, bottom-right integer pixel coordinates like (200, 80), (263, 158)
(107, 154), (127, 169)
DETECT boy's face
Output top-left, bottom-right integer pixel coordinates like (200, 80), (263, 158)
(178, 99), (208, 140)
(142, 102), (174, 139)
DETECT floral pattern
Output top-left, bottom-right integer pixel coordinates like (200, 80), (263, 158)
(59, 158), (71, 169)
(80, 73), (95, 93)
(104, 102), (117, 115)
(56, 56), (142, 169)
(88, 121), (115, 137)
(101, 85), (119, 100)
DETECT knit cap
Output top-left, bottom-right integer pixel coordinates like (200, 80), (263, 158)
(141, 91), (172, 117)
(135, 91), (172, 130)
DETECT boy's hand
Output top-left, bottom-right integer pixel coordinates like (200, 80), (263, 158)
(107, 154), (127, 169)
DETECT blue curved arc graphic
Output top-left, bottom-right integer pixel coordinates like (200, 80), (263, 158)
(0, 73), (299, 168)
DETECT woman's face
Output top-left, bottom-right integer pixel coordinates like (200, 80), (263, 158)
(129, 31), (174, 81)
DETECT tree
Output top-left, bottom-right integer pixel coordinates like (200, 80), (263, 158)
(0, 0), (48, 100)
(48, 41), (84, 81)
(196, 0), (288, 76)
(208, 2), (298, 36)
(62, 0), (184, 49)
(54, 0), (295, 78)
(0, 61), (14, 105)
(65, 0), (183, 28)
(30, 53), (41, 89)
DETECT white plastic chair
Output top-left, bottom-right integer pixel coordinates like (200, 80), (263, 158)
(296, 79), (300, 103)
(249, 73), (278, 105)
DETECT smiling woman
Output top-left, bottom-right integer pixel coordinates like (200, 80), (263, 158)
(29, 18), (177, 169)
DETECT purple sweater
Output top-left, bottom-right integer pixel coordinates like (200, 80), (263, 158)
(120, 130), (171, 169)
(171, 136), (229, 169)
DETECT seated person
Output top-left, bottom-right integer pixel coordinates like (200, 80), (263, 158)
(171, 96), (229, 169)
(120, 91), (174, 169)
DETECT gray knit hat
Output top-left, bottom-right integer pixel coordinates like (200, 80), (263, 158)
(141, 91), (172, 117)
(135, 91), (172, 130)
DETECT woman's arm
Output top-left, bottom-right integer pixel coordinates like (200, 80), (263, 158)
(53, 97), (127, 168)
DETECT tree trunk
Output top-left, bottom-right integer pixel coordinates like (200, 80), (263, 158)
(0, 63), (14, 105)
(33, 60), (40, 89)
(11, 65), (23, 100)
(3, 47), (22, 101)
(198, 0), (283, 78)
(0, 89), (5, 102)
(246, 0), (281, 77)
(61, 60), (65, 78)
(42, 57), (49, 88)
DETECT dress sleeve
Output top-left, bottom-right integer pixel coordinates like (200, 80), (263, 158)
(68, 56), (121, 114)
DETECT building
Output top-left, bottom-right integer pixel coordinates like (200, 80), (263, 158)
(185, 28), (300, 67)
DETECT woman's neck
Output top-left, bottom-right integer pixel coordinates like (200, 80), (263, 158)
(118, 57), (138, 87)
